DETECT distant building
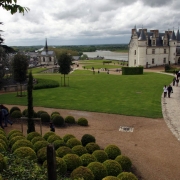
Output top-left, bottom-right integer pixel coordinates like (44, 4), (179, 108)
(39, 39), (56, 65)
(128, 26), (180, 68)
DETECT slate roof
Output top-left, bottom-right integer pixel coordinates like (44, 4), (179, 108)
(138, 29), (146, 41)
(41, 51), (54, 56)
(177, 29), (180, 42)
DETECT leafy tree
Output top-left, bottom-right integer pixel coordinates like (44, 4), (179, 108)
(27, 71), (35, 133)
(58, 53), (72, 86)
(0, 47), (6, 83)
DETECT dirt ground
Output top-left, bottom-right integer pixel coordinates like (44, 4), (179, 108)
(2, 66), (180, 180)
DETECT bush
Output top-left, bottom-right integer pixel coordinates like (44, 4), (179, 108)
(56, 146), (74, 158)
(52, 115), (64, 126)
(9, 132), (23, 141)
(37, 147), (47, 163)
(0, 134), (8, 145)
(41, 113), (50, 123)
(33, 141), (49, 153)
(43, 131), (55, 140)
(66, 138), (82, 148)
(77, 117), (88, 126)
(80, 153), (97, 166)
(37, 110), (47, 118)
(115, 155), (132, 172)
(51, 111), (60, 117)
(72, 145), (88, 156)
(52, 140), (66, 150)
(27, 132), (41, 141)
(122, 67), (143, 75)
(51, 114), (60, 121)
(10, 106), (20, 115)
(86, 142), (100, 154)
(165, 64), (171, 72)
(13, 147), (37, 160)
(0, 130), (6, 136)
(0, 139), (8, 150)
(9, 136), (26, 148)
(63, 154), (82, 171)
(81, 134), (96, 146)
(92, 150), (108, 163)
(31, 136), (46, 145)
(103, 176), (119, 180)
(65, 116), (76, 124)
(71, 166), (94, 180)
(63, 134), (75, 143)
(0, 144), (5, 153)
(10, 110), (22, 118)
(104, 145), (121, 160)
(11, 139), (34, 152)
(87, 162), (108, 180)
(117, 172), (138, 180)
(103, 160), (122, 176)
(0, 153), (6, 172)
(47, 134), (62, 143)
(22, 109), (37, 118)
(7, 130), (22, 139)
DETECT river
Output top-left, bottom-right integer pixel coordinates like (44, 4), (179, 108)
(83, 50), (128, 61)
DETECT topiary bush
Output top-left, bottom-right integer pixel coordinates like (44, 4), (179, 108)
(63, 134), (75, 143)
(9, 106), (20, 115)
(10, 110), (22, 119)
(117, 172), (138, 180)
(51, 111), (60, 117)
(63, 154), (82, 171)
(43, 131), (55, 140)
(11, 139), (34, 152)
(0, 134), (8, 146)
(22, 109), (37, 118)
(103, 159), (122, 176)
(0, 153), (6, 172)
(37, 147), (47, 163)
(9, 136), (26, 148)
(51, 114), (60, 121)
(87, 162), (108, 180)
(40, 113), (50, 123)
(66, 138), (82, 148)
(92, 150), (108, 163)
(0, 130), (6, 136)
(81, 134), (96, 146)
(80, 153), (97, 166)
(0, 139), (8, 150)
(72, 145), (88, 156)
(104, 144), (121, 160)
(13, 147), (37, 161)
(36, 110), (47, 118)
(52, 140), (66, 150)
(71, 166), (94, 180)
(103, 176), (119, 180)
(77, 117), (88, 126)
(27, 132), (41, 141)
(31, 136), (46, 145)
(56, 146), (74, 158)
(7, 130), (22, 139)
(85, 142), (100, 154)
(52, 115), (64, 126)
(65, 116), (76, 124)
(0, 144), (5, 153)
(33, 141), (49, 153)
(9, 132), (24, 141)
(115, 155), (132, 172)
(47, 134), (62, 143)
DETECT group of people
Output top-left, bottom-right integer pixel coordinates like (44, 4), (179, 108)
(0, 104), (13, 129)
(163, 85), (173, 98)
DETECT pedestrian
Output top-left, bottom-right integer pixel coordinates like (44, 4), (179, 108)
(50, 122), (55, 132)
(0, 105), (12, 127)
(167, 85), (173, 98)
(0, 109), (4, 129)
(173, 77), (176, 86)
(176, 78), (179, 86)
(163, 85), (167, 98)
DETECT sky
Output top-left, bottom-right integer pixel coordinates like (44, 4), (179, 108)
(0, 0), (180, 46)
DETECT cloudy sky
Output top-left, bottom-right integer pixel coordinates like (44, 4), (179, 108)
(0, 0), (180, 46)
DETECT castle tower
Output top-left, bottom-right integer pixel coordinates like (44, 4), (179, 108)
(176, 29), (180, 46)
(45, 38), (48, 53)
(169, 30), (177, 64)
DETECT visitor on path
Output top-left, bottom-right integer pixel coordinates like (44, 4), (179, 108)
(0, 110), (4, 129)
(176, 78), (179, 86)
(167, 85), (173, 98)
(173, 77), (176, 86)
(0, 105), (12, 127)
(163, 85), (167, 98)
(50, 122), (55, 132)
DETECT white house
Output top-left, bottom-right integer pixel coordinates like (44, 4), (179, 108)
(128, 26), (180, 68)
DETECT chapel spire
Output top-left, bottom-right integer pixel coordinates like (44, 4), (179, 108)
(177, 28), (180, 42)
(45, 38), (48, 52)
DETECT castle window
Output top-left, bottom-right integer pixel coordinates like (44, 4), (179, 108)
(134, 50), (136, 55)
(49, 57), (51, 62)
(152, 58), (155, 64)
(164, 49), (166, 54)
(163, 58), (166, 63)
(152, 49), (155, 54)
(164, 40), (167, 45)
(152, 40), (156, 45)
(134, 60), (136, 65)
(146, 49), (147, 54)
(43, 57), (45, 62)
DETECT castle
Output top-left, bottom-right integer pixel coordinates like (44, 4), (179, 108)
(128, 26), (180, 68)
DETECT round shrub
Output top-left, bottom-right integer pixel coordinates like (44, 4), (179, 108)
(51, 114), (60, 121)
(103, 160), (122, 176)
(9, 132), (23, 141)
(86, 142), (100, 154)
(37, 147), (47, 163)
(77, 117), (88, 126)
(104, 145), (121, 160)
(0, 153), (6, 172)
(47, 134), (62, 143)
(0, 139), (8, 150)
(63, 154), (82, 171)
(33, 141), (49, 153)
(9, 136), (26, 148)
(10, 106), (20, 115)
(31, 136), (46, 145)
(11, 139), (33, 152)
(103, 176), (119, 180)
(87, 162), (108, 180)
(51, 111), (60, 117)
(22, 109), (37, 118)
(13, 147), (37, 160)
(52, 115), (64, 126)
(117, 172), (138, 180)
(115, 155), (132, 172)
(65, 116), (75, 124)
(0, 144), (5, 153)
(66, 138), (82, 148)
(41, 113), (50, 123)
(80, 153), (97, 166)
(56, 146), (74, 158)
(92, 150), (108, 163)
(10, 110), (22, 118)
(37, 110), (47, 118)
(43, 131), (55, 140)
(72, 145), (88, 156)
(71, 166), (94, 180)
(0, 134), (8, 145)
(81, 134), (96, 146)
(0, 130), (6, 136)
(27, 132), (41, 141)
(7, 130), (22, 139)
(52, 140), (66, 150)
(63, 134), (75, 143)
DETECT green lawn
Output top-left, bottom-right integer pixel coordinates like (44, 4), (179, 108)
(0, 70), (173, 118)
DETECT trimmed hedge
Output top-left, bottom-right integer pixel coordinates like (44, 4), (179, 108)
(122, 67), (143, 75)
(9, 136), (26, 148)
(33, 141), (49, 153)
(43, 131), (55, 140)
(92, 150), (108, 163)
(80, 153), (97, 166)
(63, 134), (75, 143)
(27, 132), (41, 141)
(56, 146), (74, 158)
(37, 147), (47, 163)
(65, 116), (76, 124)
(11, 139), (33, 152)
(31, 136), (45, 145)
(10, 110), (22, 119)
(104, 144), (121, 160)
(52, 115), (64, 126)
(10, 106), (21, 115)
(81, 134), (96, 146)
(117, 172), (138, 180)
(52, 140), (66, 150)
(85, 142), (100, 154)
(77, 117), (88, 126)
(7, 130), (22, 139)
(40, 113), (50, 123)
(47, 134), (62, 143)
(72, 145), (88, 156)
(66, 138), (82, 148)
(115, 155), (132, 172)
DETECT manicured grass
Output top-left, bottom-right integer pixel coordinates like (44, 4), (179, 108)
(28, 67), (49, 74)
(0, 70), (173, 118)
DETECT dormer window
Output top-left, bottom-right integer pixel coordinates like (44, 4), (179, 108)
(164, 49), (166, 54)
(134, 50), (136, 55)
(152, 40), (156, 45)
(152, 49), (155, 54)
(164, 40), (167, 46)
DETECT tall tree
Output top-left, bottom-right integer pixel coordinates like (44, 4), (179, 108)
(58, 53), (72, 86)
(27, 71), (35, 133)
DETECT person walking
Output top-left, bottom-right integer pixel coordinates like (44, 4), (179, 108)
(163, 85), (167, 98)
(0, 105), (12, 127)
(176, 78), (179, 86)
(49, 122), (55, 132)
(173, 77), (176, 86)
(167, 85), (173, 98)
